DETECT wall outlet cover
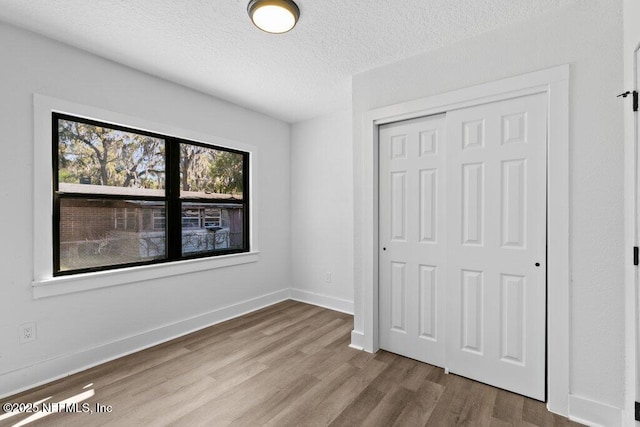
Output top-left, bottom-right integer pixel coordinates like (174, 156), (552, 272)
(19, 322), (37, 344)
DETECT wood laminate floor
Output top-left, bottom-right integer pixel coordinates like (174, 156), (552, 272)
(0, 300), (581, 427)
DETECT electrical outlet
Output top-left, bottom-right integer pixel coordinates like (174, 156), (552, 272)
(19, 322), (37, 344)
(324, 272), (332, 283)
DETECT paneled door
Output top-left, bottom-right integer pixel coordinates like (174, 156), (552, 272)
(379, 114), (447, 367)
(378, 93), (547, 400)
(445, 93), (547, 400)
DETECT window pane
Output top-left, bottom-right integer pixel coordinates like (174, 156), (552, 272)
(153, 209), (166, 230)
(59, 198), (166, 272)
(180, 144), (243, 200)
(181, 202), (244, 255)
(58, 118), (165, 197)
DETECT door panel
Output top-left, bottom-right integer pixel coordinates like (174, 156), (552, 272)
(418, 264), (437, 339)
(462, 162), (484, 245)
(501, 159), (526, 248)
(390, 172), (407, 241)
(461, 269), (484, 354)
(390, 261), (407, 332)
(379, 114), (447, 367)
(419, 169), (437, 243)
(446, 93), (547, 400)
(501, 273), (526, 364)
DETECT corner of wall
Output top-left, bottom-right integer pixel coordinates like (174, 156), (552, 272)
(290, 288), (353, 314)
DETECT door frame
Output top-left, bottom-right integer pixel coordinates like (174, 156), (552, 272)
(624, 42), (640, 425)
(354, 65), (570, 415)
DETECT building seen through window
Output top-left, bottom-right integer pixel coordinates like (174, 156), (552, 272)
(54, 114), (249, 275)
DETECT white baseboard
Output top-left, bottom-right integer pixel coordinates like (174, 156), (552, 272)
(568, 394), (623, 427)
(0, 288), (290, 399)
(350, 329), (366, 350)
(290, 288), (353, 314)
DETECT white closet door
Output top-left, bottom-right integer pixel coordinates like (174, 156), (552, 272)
(379, 114), (447, 367)
(445, 93), (547, 400)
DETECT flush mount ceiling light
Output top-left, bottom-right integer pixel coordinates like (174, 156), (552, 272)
(248, 0), (300, 34)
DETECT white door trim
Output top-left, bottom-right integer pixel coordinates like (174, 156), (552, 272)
(624, 42), (640, 426)
(354, 65), (570, 415)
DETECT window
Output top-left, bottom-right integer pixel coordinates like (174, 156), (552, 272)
(152, 209), (166, 231)
(53, 113), (249, 276)
(181, 206), (222, 229)
(115, 208), (140, 232)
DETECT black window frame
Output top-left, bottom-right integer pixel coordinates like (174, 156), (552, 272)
(52, 112), (250, 276)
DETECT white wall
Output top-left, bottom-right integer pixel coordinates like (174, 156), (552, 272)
(290, 110), (354, 313)
(0, 22), (291, 396)
(623, 1), (640, 425)
(352, 0), (625, 422)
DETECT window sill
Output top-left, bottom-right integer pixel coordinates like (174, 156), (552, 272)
(32, 251), (260, 299)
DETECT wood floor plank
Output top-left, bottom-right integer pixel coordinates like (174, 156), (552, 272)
(360, 384), (414, 427)
(229, 301), (316, 339)
(284, 357), (388, 426)
(260, 304), (325, 336)
(493, 388), (525, 423)
(256, 316), (347, 365)
(348, 348), (378, 368)
(329, 385), (385, 427)
(299, 320), (352, 354)
(262, 363), (360, 426)
(0, 301), (582, 427)
(454, 380), (498, 426)
(523, 397), (556, 426)
(397, 359), (435, 392)
(424, 371), (470, 425)
(368, 354), (422, 393)
(228, 374), (321, 426)
(391, 379), (444, 426)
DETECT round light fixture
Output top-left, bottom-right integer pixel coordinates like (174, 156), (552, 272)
(247, 0), (300, 34)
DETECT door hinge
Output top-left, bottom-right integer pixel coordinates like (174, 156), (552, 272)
(636, 401), (640, 421)
(617, 90), (638, 112)
(634, 246), (639, 266)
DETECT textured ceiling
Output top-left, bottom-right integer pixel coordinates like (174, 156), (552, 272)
(0, 0), (575, 123)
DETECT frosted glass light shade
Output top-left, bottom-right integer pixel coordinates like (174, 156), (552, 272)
(248, 0), (300, 34)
